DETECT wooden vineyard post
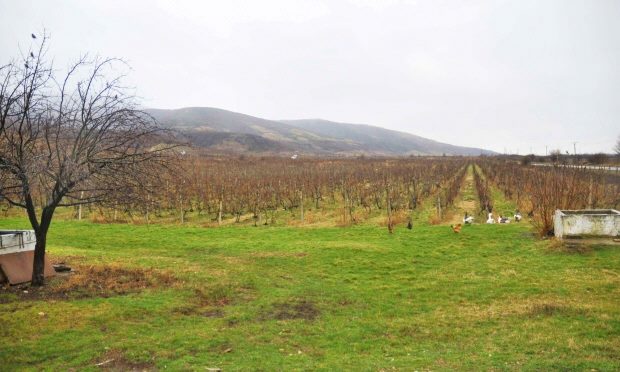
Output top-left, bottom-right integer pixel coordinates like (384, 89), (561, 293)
(387, 198), (393, 233)
(77, 191), (84, 221)
(587, 176), (593, 209)
(300, 190), (304, 223)
(218, 200), (223, 225)
(145, 193), (150, 225)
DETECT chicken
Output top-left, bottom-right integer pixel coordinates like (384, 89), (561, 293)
(451, 224), (462, 233)
(463, 212), (474, 224)
(514, 210), (522, 222)
(498, 215), (511, 224)
(486, 212), (495, 224)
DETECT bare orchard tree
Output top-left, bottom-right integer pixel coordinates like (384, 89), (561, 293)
(0, 34), (176, 285)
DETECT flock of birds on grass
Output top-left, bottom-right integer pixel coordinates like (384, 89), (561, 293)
(451, 210), (523, 233)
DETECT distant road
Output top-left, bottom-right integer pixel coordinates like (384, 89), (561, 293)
(532, 163), (620, 172)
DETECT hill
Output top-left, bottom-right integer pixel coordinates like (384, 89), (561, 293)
(282, 118), (490, 156)
(147, 107), (493, 156)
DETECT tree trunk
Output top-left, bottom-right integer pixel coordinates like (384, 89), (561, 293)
(31, 207), (53, 286)
(31, 231), (47, 286)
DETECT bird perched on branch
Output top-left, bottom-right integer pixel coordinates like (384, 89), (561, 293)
(451, 224), (462, 233)
(31, 33), (36, 39)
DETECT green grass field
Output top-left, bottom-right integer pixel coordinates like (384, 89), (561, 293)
(1, 217), (619, 371)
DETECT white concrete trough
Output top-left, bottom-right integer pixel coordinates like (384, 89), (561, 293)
(0, 230), (36, 254)
(554, 209), (620, 239)
(0, 230), (55, 285)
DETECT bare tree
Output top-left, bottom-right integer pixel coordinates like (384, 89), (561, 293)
(0, 34), (176, 285)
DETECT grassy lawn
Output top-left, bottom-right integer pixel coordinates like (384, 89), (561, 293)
(1, 218), (619, 371)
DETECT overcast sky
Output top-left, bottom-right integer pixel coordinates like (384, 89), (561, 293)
(1, 0), (618, 154)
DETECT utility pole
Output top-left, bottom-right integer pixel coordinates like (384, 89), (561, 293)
(545, 145), (548, 156)
(573, 142), (577, 155)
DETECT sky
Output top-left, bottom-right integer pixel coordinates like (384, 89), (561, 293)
(1, 0), (618, 154)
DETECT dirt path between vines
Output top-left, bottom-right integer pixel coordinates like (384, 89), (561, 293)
(447, 165), (479, 225)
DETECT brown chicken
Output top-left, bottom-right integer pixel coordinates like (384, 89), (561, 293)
(451, 224), (462, 233)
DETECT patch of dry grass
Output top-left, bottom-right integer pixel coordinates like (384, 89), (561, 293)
(435, 297), (590, 321)
(259, 298), (320, 321)
(1, 262), (176, 302)
(93, 349), (156, 371)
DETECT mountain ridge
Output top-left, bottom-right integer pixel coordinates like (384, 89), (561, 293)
(146, 107), (494, 156)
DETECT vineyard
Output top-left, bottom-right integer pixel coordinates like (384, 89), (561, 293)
(2, 156), (620, 370)
(10, 155), (618, 236)
(38, 156), (467, 227)
(1, 6), (619, 369)
(478, 159), (620, 234)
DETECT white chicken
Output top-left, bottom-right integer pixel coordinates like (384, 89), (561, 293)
(463, 212), (474, 224)
(486, 212), (495, 224)
(514, 210), (522, 222)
